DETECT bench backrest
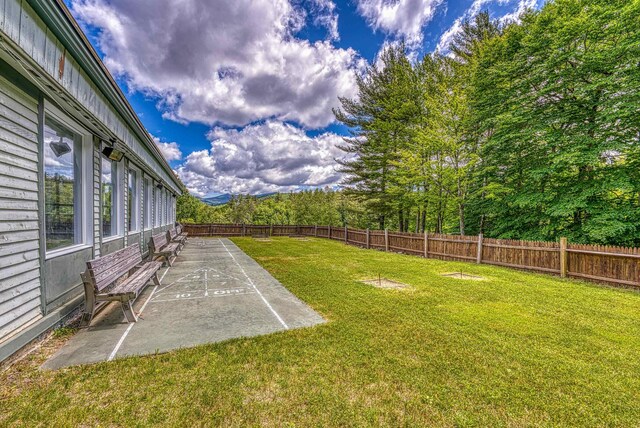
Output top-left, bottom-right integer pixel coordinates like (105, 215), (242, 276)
(150, 233), (168, 252)
(168, 228), (177, 240)
(86, 245), (142, 292)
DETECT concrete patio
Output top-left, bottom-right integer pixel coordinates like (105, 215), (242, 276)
(44, 238), (325, 369)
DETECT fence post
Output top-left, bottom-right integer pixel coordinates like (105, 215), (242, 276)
(345, 226), (348, 243)
(328, 225), (332, 239)
(269, 224), (273, 237)
(476, 233), (483, 264)
(314, 225), (318, 237)
(366, 228), (370, 249)
(242, 223), (246, 237)
(560, 237), (568, 278)
(384, 229), (389, 252)
(424, 231), (428, 258)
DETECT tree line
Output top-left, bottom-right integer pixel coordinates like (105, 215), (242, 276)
(333, 0), (640, 245)
(177, 189), (372, 228)
(177, 0), (639, 246)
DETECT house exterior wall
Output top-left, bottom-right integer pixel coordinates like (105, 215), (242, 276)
(0, 74), (42, 342)
(0, 0), (182, 361)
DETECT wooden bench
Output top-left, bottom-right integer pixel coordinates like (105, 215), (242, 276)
(149, 232), (181, 266)
(81, 244), (162, 324)
(167, 227), (187, 251)
(176, 224), (188, 241)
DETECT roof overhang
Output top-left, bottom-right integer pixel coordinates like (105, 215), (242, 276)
(26, 0), (184, 194)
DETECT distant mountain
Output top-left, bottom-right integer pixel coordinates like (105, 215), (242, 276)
(200, 194), (233, 206)
(200, 192), (277, 206)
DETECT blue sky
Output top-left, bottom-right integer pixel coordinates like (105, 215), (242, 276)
(69, 0), (543, 197)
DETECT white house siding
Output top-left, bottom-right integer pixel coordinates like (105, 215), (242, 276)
(0, 0), (181, 359)
(0, 74), (42, 342)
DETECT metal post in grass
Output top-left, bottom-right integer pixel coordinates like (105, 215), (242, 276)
(344, 226), (348, 243)
(366, 228), (370, 249)
(384, 229), (389, 252)
(314, 225), (318, 237)
(476, 233), (483, 264)
(560, 237), (568, 278)
(328, 224), (332, 239)
(269, 224), (273, 237)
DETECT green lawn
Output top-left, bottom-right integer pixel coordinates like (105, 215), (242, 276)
(2, 238), (640, 426)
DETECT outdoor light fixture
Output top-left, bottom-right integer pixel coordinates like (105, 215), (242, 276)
(50, 137), (71, 158)
(156, 183), (163, 189)
(102, 145), (124, 162)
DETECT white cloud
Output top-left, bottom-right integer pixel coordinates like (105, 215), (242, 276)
(356, 0), (444, 45)
(152, 135), (182, 162)
(436, 0), (536, 54)
(175, 121), (347, 195)
(308, 0), (340, 41)
(71, 0), (365, 129)
(499, 0), (538, 24)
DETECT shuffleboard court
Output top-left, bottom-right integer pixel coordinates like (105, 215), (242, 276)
(44, 238), (325, 369)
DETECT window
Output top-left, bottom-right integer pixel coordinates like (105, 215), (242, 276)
(143, 177), (152, 229)
(169, 195), (174, 224)
(164, 189), (169, 225)
(127, 168), (139, 232)
(44, 116), (86, 252)
(101, 155), (117, 238)
(155, 185), (162, 228)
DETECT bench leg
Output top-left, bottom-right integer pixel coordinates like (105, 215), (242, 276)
(80, 308), (95, 327)
(80, 272), (96, 327)
(152, 272), (161, 287)
(166, 255), (174, 267)
(122, 300), (138, 323)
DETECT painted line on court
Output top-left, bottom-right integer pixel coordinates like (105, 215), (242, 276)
(219, 239), (289, 329)
(107, 267), (169, 361)
(153, 267), (205, 294)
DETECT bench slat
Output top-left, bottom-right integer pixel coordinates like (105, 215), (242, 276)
(81, 245), (161, 325)
(159, 243), (180, 253)
(88, 245), (142, 291)
(108, 261), (162, 295)
(150, 233), (168, 252)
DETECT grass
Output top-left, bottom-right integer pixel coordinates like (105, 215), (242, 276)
(2, 237), (640, 426)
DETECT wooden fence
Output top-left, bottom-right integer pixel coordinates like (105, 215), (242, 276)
(183, 223), (640, 289)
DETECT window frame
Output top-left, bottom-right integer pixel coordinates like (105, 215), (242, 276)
(143, 176), (152, 229)
(154, 183), (162, 228)
(43, 102), (93, 259)
(163, 188), (169, 225)
(100, 153), (118, 240)
(101, 151), (124, 243)
(127, 165), (141, 234)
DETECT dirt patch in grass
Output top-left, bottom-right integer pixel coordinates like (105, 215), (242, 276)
(441, 272), (486, 280)
(360, 277), (410, 290)
(288, 235), (309, 241)
(0, 323), (78, 401)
